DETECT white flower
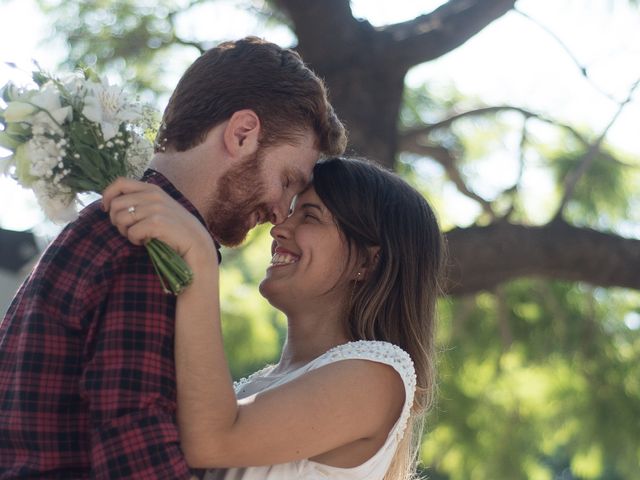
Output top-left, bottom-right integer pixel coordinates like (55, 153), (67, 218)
(6, 82), (72, 134)
(2, 84), (37, 121)
(25, 134), (66, 180)
(3, 101), (36, 123)
(82, 79), (141, 141)
(28, 84), (70, 135)
(32, 179), (78, 224)
(60, 73), (87, 98)
(125, 132), (153, 179)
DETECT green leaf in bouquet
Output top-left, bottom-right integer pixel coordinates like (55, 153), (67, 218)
(68, 121), (99, 147)
(63, 172), (101, 192)
(30, 61), (50, 87)
(0, 130), (23, 151)
(72, 144), (109, 189)
(8, 120), (31, 136)
(0, 82), (21, 103)
(31, 71), (50, 87)
(80, 66), (101, 84)
(1, 121), (31, 145)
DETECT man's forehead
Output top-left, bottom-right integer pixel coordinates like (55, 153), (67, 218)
(286, 164), (313, 184)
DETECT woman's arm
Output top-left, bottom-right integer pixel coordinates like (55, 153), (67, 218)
(104, 178), (405, 469)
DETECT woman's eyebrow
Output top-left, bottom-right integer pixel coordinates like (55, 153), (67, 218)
(300, 203), (324, 213)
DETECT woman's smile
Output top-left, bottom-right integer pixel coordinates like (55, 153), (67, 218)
(269, 246), (301, 267)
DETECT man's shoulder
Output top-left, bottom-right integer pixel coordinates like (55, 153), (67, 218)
(51, 200), (135, 263)
(30, 200), (142, 293)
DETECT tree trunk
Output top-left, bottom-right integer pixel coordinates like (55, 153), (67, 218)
(276, 0), (517, 169)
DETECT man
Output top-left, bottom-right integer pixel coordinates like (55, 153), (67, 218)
(0, 37), (346, 479)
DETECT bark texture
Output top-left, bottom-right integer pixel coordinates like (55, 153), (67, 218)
(276, 0), (517, 169)
(444, 221), (640, 295)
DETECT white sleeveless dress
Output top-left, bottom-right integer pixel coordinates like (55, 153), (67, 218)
(202, 340), (416, 480)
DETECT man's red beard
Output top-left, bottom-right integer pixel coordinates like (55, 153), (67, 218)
(206, 150), (270, 247)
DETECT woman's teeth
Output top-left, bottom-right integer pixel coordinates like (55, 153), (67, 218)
(270, 252), (299, 266)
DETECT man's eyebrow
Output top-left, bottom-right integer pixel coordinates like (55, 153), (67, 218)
(288, 167), (310, 186)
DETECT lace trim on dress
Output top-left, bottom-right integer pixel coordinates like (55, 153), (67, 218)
(233, 364), (276, 392)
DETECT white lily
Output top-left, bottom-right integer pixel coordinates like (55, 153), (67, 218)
(28, 83), (72, 134)
(82, 79), (141, 141)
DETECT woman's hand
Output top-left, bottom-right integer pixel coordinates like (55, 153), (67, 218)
(102, 177), (216, 267)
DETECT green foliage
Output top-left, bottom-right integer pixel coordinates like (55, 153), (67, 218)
(424, 282), (640, 479)
(35, 0), (201, 97)
(218, 225), (284, 380)
(546, 145), (640, 227)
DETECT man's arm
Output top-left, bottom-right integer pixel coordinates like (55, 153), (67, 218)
(80, 250), (193, 479)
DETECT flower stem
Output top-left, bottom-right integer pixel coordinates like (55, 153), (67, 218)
(145, 239), (193, 295)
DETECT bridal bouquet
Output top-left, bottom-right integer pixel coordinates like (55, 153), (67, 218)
(0, 65), (192, 295)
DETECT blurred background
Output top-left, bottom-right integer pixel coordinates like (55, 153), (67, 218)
(1, 1), (639, 478)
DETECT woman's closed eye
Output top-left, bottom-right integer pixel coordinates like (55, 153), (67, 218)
(298, 202), (325, 222)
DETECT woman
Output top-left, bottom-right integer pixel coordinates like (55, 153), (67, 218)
(103, 157), (444, 479)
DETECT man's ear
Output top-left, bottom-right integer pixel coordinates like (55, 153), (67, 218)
(354, 246), (381, 281)
(223, 110), (261, 158)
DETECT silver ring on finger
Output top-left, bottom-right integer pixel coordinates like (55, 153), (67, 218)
(128, 205), (136, 215)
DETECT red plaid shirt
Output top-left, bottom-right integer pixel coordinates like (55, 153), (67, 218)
(0, 170), (217, 479)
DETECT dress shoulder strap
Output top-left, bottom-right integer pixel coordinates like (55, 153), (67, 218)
(314, 340), (417, 442)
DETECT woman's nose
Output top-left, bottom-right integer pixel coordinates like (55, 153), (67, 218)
(270, 209), (298, 239)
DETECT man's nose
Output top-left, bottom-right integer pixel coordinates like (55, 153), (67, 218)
(270, 194), (296, 225)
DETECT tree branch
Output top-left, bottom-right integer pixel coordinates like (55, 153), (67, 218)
(553, 77), (640, 220)
(172, 36), (207, 54)
(401, 141), (496, 219)
(167, 9), (207, 54)
(514, 7), (620, 103)
(444, 220), (640, 296)
(498, 116), (529, 221)
(273, 0), (364, 62)
(382, 0), (517, 70)
(401, 106), (588, 146)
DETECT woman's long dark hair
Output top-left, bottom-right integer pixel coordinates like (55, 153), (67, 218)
(313, 157), (444, 479)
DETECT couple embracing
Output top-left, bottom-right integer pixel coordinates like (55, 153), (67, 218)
(0, 37), (444, 480)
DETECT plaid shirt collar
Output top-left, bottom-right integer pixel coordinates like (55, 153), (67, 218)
(143, 168), (221, 262)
